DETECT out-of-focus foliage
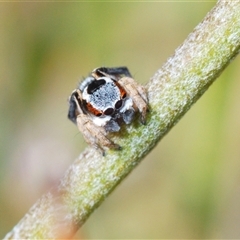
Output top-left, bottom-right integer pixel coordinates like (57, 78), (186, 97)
(1, 2), (240, 239)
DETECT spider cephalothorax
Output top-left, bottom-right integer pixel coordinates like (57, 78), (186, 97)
(68, 66), (148, 154)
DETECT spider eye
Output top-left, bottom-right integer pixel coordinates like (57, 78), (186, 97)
(104, 108), (114, 116)
(115, 100), (123, 109)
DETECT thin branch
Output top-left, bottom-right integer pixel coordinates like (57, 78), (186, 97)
(4, 1), (240, 239)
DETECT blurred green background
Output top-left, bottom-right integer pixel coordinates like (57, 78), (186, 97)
(1, 2), (240, 239)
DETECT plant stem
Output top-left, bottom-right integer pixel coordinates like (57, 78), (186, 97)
(4, 1), (240, 239)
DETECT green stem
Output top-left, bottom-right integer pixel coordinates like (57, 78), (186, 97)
(4, 1), (240, 239)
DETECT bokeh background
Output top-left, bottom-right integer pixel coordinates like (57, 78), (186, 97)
(1, 1), (240, 239)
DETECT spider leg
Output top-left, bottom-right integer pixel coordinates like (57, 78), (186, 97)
(92, 66), (132, 80)
(68, 89), (87, 124)
(76, 113), (121, 155)
(68, 92), (78, 124)
(118, 77), (148, 124)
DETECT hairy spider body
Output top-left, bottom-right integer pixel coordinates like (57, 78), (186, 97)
(68, 67), (148, 154)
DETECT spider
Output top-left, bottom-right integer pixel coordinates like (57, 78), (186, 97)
(68, 66), (148, 155)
